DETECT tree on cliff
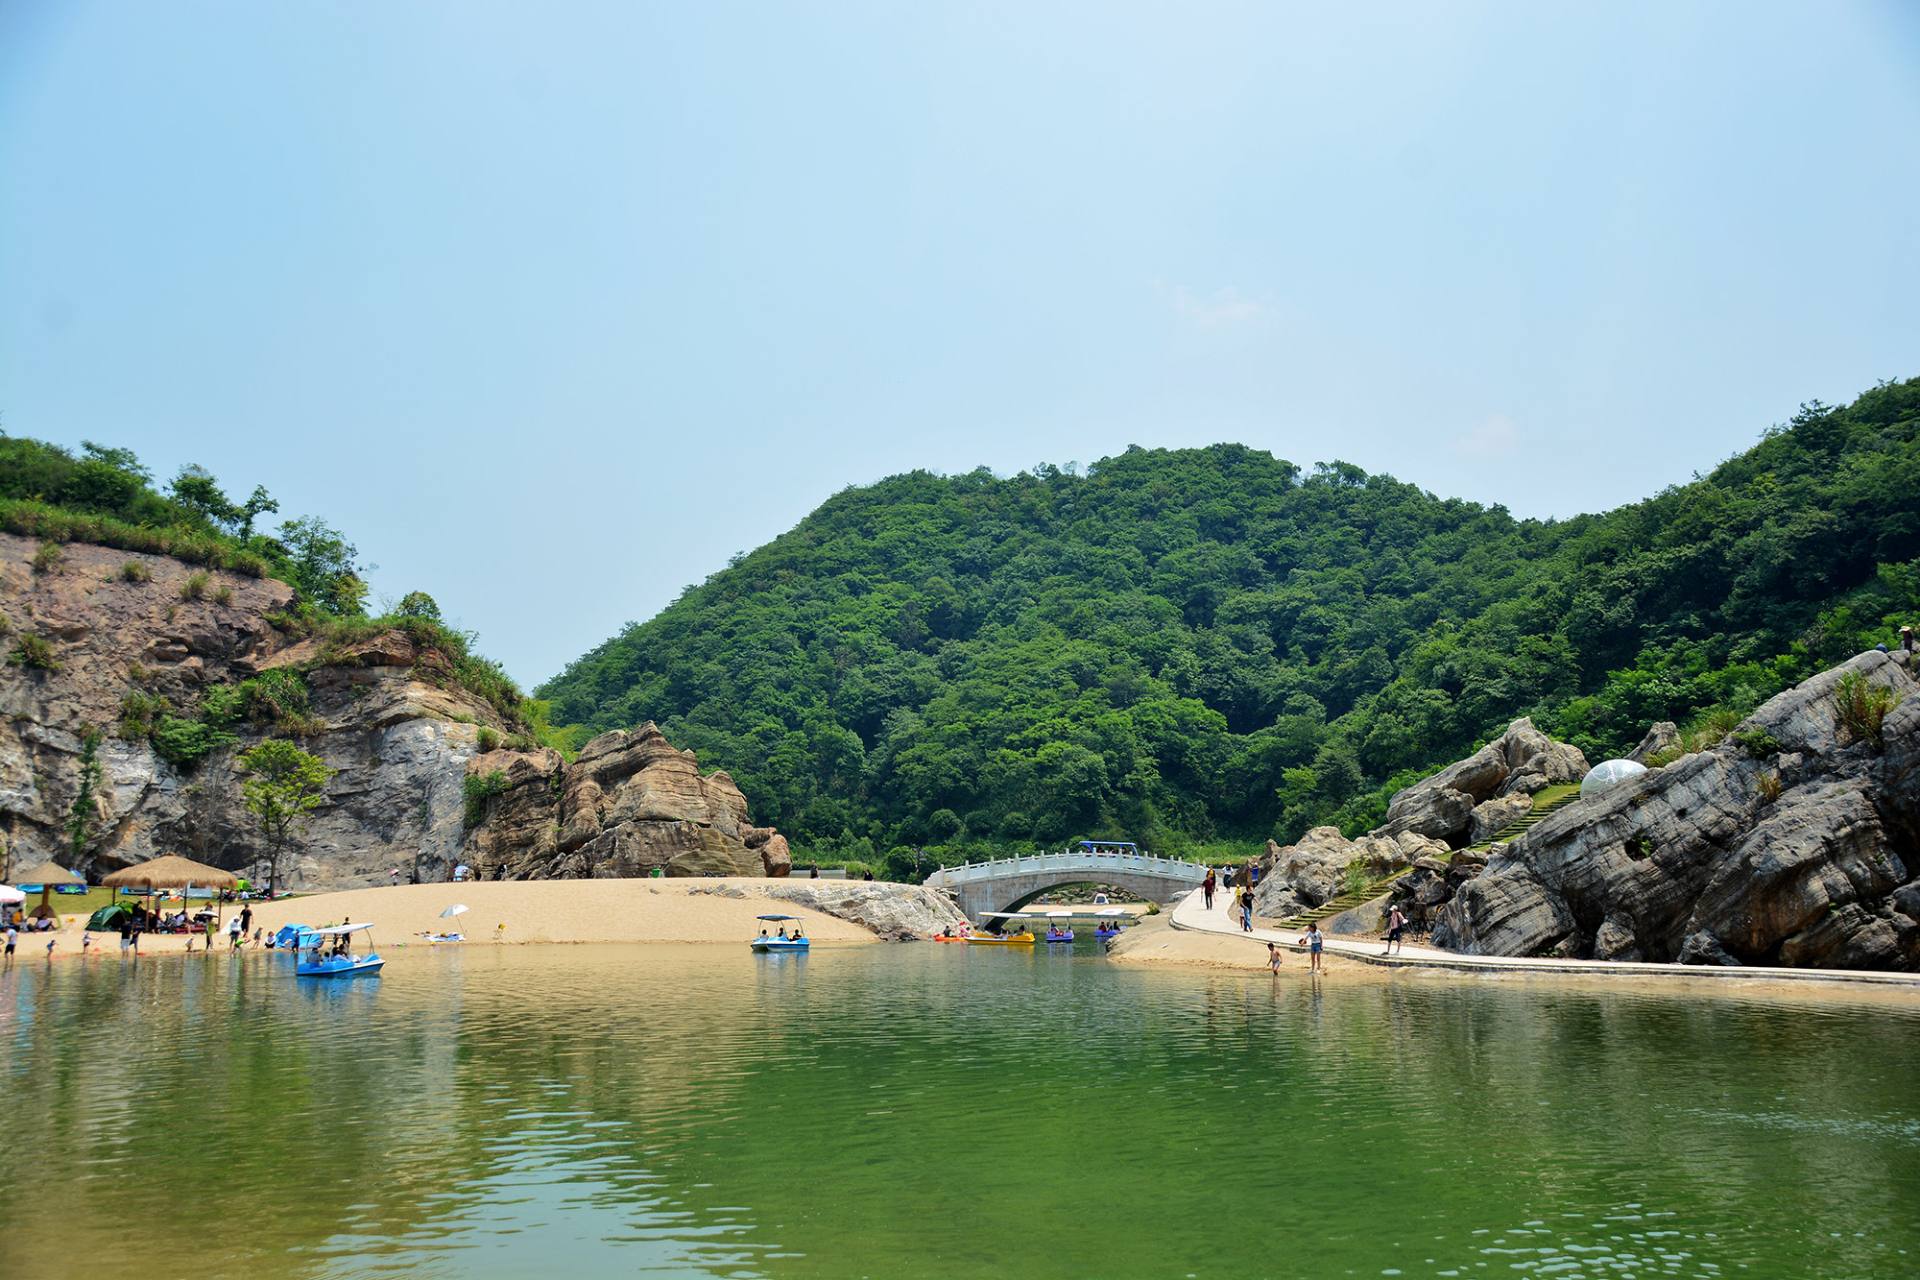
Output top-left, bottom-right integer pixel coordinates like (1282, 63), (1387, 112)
(66, 729), (102, 861)
(238, 739), (332, 895)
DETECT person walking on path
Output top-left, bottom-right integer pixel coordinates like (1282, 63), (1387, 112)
(1382, 905), (1407, 956)
(1239, 888), (1254, 933)
(1202, 869), (1216, 911)
(1302, 922), (1324, 973)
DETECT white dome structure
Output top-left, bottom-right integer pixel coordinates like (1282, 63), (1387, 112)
(1580, 758), (1647, 802)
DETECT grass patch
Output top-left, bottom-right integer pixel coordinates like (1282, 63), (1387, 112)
(463, 769), (510, 826)
(8, 632), (59, 671)
(120, 560), (152, 583)
(1834, 671), (1900, 751)
(31, 540), (63, 574)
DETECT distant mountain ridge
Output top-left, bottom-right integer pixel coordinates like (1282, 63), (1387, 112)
(539, 379), (1920, 871)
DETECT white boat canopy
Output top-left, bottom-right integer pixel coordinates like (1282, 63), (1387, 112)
(978, 911), (1028, 919)
(307, 923), (374, 937)
(756, 914), (801, 921)
(1095, 908), (1128, 917)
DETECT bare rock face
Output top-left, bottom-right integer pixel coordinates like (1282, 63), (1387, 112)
(1253, 825), (1447, 918)
(0, 534), (490, 887)
(463, 723), (782, 879)
(1375, 717), (1589, 845)
(1432, 650), (1920, 970)
(1468, 792), (1533, 843)
(0, 535), (791, 891)
(1628, 721), (1681, 764)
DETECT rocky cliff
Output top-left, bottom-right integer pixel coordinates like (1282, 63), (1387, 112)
(1430, 650), (1919, 970)
(0, 534), (783, 887)
(1253, 716), (1584, 920)
(461, 724), (790, 879)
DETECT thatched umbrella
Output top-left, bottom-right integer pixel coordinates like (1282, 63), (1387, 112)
(102, 856), (239, 932)
(12, 860), (84, 920)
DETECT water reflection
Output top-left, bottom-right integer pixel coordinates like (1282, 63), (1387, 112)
(0, 946), (1917, 1278)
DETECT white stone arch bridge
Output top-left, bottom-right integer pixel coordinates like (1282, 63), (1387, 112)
(924, 850), (1206, 922)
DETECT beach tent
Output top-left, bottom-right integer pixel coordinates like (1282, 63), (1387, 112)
(14, 860), (85, 920)
(102, 856), (239, 929)
(87, 902), (133, 931)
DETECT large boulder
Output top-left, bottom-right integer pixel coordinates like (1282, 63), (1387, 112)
(463, 723), (789, 879)
(1432, 650), (1920, 970)
(1375, 718), (1589, 845)
(1468, 792), (1532, 843)
(1628, 721), (1681, 764)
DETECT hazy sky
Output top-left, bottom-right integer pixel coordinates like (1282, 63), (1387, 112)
(3, 2), (1917, 685)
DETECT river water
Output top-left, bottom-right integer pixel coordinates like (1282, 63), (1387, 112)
(1, 942), (1916, 1279)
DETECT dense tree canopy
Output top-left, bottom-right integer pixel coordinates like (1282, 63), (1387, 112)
(542, 380), (1920, 864)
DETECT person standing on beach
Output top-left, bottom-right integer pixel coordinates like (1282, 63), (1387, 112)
(1303, 922), (1324, 972)
(4, 923), (16, 961)
(1382, 905), (1407, 956)
(239, 905), (252, 936)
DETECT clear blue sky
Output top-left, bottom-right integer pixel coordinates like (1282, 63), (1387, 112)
(3, 2), (1917, 685)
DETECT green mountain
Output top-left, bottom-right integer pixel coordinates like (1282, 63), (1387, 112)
(544, 380), (1920, 872)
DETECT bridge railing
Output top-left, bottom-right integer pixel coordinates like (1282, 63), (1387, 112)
(925, 850), (1208, 887)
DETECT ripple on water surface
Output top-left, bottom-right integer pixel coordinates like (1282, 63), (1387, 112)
(1, 944), (1918, 1279)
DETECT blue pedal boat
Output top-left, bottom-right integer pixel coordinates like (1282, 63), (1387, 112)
(296, 922), (384, 978)
(750, 913), (810, 953)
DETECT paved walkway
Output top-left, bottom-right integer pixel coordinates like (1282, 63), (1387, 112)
(1170, 886), (1920, 989)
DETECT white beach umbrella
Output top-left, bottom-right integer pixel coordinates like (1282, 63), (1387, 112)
(440, 904), (469, 919)
(0, 885), (25, 906)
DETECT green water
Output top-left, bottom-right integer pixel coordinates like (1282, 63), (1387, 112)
(2, 944), (1918, 1279)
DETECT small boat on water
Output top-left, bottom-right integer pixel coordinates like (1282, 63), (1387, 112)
(296, 922), (384, 978)
(964, 933), (1033, 946)
(751, 913), (810, 953)
(1045, 929), (1075, 943)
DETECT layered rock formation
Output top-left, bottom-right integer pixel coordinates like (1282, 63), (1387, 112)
(0, 534), (787, 889)
(1254, 826), (1450, 919)
(461, 724), (789, 879)
(1251, 716), (1583, 920)
(0, 533), (493, 885)
(1432, 650), (1919, 969)
(1374, 717), (1588, 845)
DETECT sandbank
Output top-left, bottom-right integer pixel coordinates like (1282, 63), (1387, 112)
(14, 878), (880, 959)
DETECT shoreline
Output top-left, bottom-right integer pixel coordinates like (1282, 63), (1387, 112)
(1161, 884), (1920, 995)
(10, 878), (892, 959)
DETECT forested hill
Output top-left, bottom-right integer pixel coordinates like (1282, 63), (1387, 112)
(541, 379), (1920, 870)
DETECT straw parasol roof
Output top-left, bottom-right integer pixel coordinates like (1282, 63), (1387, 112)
(101, 855), (238, 890)
(13, 861), (84, 887)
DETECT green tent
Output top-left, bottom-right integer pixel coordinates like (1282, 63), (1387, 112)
(86, 903), (133, 931)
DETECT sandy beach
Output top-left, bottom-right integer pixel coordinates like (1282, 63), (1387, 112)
(12, 878), (884, 958)
(1104, 913), (1361, 974)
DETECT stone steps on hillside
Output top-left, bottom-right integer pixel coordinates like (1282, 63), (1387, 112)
(1269, 785), (1583, 929)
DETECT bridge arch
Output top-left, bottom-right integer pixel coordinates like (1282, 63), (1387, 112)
(924, 851), (1205, 923)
